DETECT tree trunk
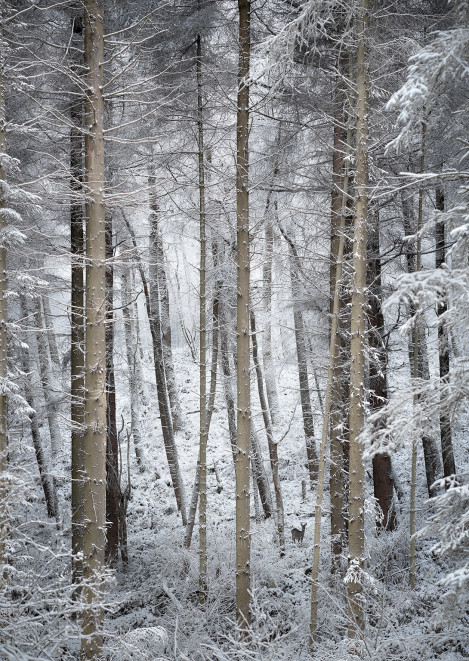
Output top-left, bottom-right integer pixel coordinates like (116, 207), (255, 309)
(121, 270), (145, 471)
(196, 26), (208, 604)
(251, 310), (284, 551)
(348, 0), (369, 637)
(236, 0), (251, 631)
(81, 1), (107, 655)
(148, 172), (183, 433)
(367, 208), (396, 531)
(70, 8), (85, 589)
(105, 216), (120, 567)
(34, 297), (63, 459)
(282, 231), (318, 487)
(262, 217), (280, 425)
(402, 189), (442, 497)
(329, 62), (348, 572)
(435, 186), (456, 479)
(250, 422), (274, 520)
(21, 342), (59, 521)
(123, 212), (187, 524)
(0, 9), (7, 566)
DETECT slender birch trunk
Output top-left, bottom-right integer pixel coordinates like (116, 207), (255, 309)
(435, 187), (455, 479)
(81, 1), (107, 655)
(348, 0), (369, 637)
(236, 0), (251, 631)
(70, 9), (85, 588)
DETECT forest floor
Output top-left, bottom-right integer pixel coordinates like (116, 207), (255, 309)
(99, 348), (468, 660)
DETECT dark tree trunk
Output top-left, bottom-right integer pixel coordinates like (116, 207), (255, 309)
(435, 186), (456, 480)
(367, 208), (396, 531)
(402, 190), (442, 496)
(70, 8), (85, 590)
(105, 216), (120, 566)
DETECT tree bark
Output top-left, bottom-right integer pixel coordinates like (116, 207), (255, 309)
(34, 296), (63, 459)
(402, 189), (442, 497)
(251, 309), (284, 551)
(236, 0), (251, 631)
(367, 208), (396, 531)
(21, 338), (59, 521)
(282, 229), (318, 487)
(105, 216), (120, 567)
(435, 186), (456, 479)
(70, 8), (85, 589)
(196, 26), (208, 604)
(121, 270), (145, 471)
(262, 216), (280, 425)
(0, 8), (7, 566)
(81, 1), (107, 655)
(348, 0), (369, 637)
(123, 213), (187, 524)
(148, 171), (183, 433)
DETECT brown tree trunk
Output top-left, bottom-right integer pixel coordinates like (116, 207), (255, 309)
(435, 186), (456, 479)
(367, 208), (396, 531)
(81, 0), (107, 655)
(348, 0), (369, 637)
(402, 189), (442, 497)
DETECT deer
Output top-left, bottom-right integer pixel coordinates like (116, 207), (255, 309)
(291, 522), (307, 544)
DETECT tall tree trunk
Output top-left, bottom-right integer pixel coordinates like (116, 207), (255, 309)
(236, 0), (251, 631)
(121, 270), (145, 471)
(0, 7), (7, 566)
(435, 186), (456, 479)
(348, 0), (369, 637)
(34, 297), (63, 459)
(196, 26), (208, 604)
(329, 60), (348, 572)
(81, 1), (106, 655)
(250, 422), (274, 519)
(402, 189), (442, 497)
(123, 212), (187, 524)
(70, 9), (85, 589)
(148, 172), (183, 433)
(262, 216), (280, 425)
(251, 310), (284, 550)
(367, 208), (396, 531)
(105, 216), (120, 567)
(21, 343), (59, 521)
(282, 230), (318, 487)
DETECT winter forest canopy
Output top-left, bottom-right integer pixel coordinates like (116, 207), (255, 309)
(0, 0), (468, 659)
